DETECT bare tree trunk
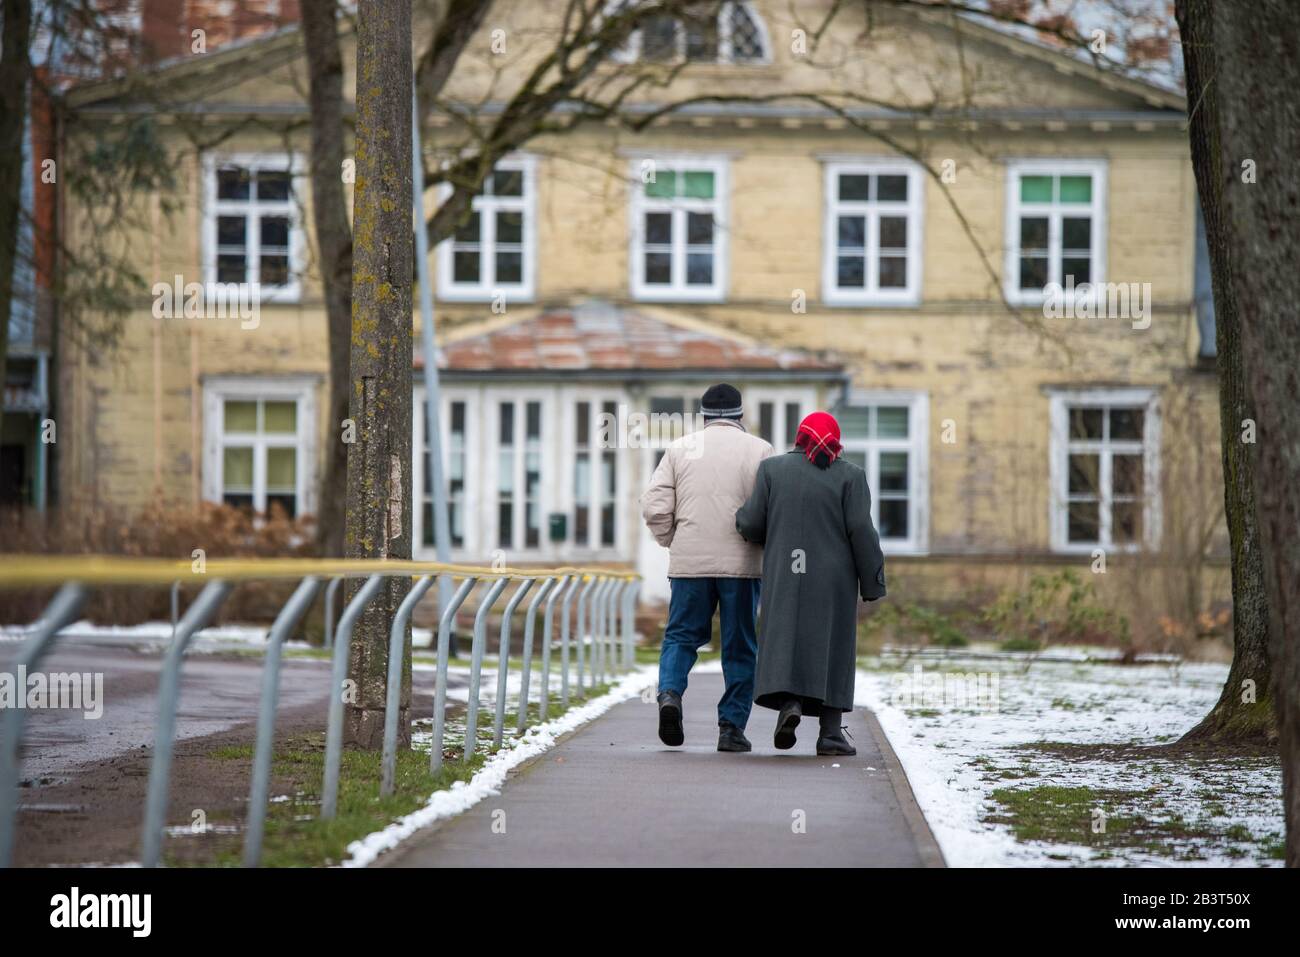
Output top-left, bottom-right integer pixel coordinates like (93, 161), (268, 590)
(302, 0), (354, 559)
(1174, 0), (1274, 745)
(344, 0), (413, 748)
(0, 0), (34, 461)
(1193, 0), (1300, 865)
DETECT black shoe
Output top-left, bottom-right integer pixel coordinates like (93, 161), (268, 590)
(657, 691), (684, 747)
(717, 721), (752, 752)
(816, 726), (857, 757)
(774, 699), (801, 750)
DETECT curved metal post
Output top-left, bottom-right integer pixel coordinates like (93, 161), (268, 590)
(601, 579), (617, 682)
(517, 577), (555, 731)
(0, 583), (88, 869)
(244, 577), (322, 866)
(321, 574), (386, 819)
(432, 577), (477, 771)
(492, 579), (534, 748)
(142, 579), (233, 866)
(622, 580), (641, 671)
(591, 578), (607, 686)
(380, 575), (437, 796)
(464, 577), (510, 763)
(170, 580), (181, 638)
(574, 576), (597, 698)
(322, 576), (343, 650)
(607, 580), (625, 676)
(538, 576), (570, 722)
(560, 575), (582, 709)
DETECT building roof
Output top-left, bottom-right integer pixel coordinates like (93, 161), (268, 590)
(428, 302), (844, 380)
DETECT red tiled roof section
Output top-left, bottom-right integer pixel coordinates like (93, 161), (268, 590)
(434, 305), (843, 374)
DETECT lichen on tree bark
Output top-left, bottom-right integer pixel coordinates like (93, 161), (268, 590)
(343, 0), (414, 749)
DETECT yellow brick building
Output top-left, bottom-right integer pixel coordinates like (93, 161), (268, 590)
(52, 2), (1224, 613)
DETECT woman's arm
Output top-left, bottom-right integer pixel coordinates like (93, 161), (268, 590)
(735, 460), (770, 545)
(844, 466), (886, 601)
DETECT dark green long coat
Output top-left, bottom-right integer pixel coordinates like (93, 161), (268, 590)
(735, 451), (886, 715)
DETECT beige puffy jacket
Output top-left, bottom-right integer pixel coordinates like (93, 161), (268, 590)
(640, 419), (774, 578)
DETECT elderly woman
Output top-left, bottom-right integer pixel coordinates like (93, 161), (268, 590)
(735, 411), (887, 755)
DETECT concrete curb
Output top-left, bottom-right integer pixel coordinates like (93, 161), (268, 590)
(861, 707), (947, 868)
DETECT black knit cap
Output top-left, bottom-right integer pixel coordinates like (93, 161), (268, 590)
(700, 383), (743, 419)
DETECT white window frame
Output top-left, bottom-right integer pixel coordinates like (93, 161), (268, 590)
(1004, 158), (1108, 308)
(837, 389), (930, 555)
(201, 152), (305, 304)
(628, 154), (729, 303)
(488, 390), (552, 554)
(1048, 387), (1161, 554)
(202, 375), (317, 517)
(569, 390), (628, 557)
(435, 154), (537, 303)
(745, 387), (819, 449)
(612, 2), (772, 65)
(822, 160), (925, 306)
(413, 386), (481, 559)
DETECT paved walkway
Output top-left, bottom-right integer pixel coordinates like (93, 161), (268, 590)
(382, 672), (943, 867)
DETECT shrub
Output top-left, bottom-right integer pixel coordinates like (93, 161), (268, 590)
(982, 569), (1129, 650)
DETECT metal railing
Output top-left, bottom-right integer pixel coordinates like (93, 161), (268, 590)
(0, 556), (640, 868)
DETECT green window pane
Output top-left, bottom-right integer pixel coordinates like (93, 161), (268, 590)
(224, 400), (257, 433)
(223, 446), (254, 488)
(879, 452), (909, 492)
(837, 405), (872, 438)
(1019, 175), (1053, 203)
(682, 170), (714, 199)
(1059, 175), (1092, 203)
(264, 401), (297, 434)
(644, 170), (677, 198)
(266, 447), (296, 489)
(876, 406), (910, 438)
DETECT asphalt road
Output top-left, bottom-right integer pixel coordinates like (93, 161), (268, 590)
(382, 671), (943, 867)
(0, 640), (335, 783)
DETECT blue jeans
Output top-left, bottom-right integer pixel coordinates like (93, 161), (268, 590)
(657, 577), (760, 729)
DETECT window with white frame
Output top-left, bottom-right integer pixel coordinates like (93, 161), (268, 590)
(420, 398), (469, 549)
(751, 397), (806, 448)
(837, 392), (929, 552)
(631, 157), (727, 301)
(823, 162), (924, 305)
(1050, 389), (1159, 552)
(618, 2), (770, 64)
(1005, 160), (1107, 304)
(437, 158), (536, 301)
(575, 399), (620, 549)
(495, 397), (546, 551)
(204, 156), (301, 299)
(202, 378), (315, 519)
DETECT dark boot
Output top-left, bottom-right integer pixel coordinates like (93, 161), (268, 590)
(657, 690), (684, 747)
(717, 721), (752, 752)
(774, 697), (801, 750)
(816, 708), (856, 756)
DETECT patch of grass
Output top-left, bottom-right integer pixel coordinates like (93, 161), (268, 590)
(986, 783), (1252, 859)
(209, 744), (255, 761)
(166, 682), (614, 868)
(999, 637), (1043, 652)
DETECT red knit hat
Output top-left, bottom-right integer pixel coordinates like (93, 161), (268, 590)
(794, 410), (842, 467)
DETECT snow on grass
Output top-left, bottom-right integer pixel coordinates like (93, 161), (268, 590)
(857, 645), (1284, 867)
(341, 665), (656, 867)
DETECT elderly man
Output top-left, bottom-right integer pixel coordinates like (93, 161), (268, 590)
(640, 383), (773, 752)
